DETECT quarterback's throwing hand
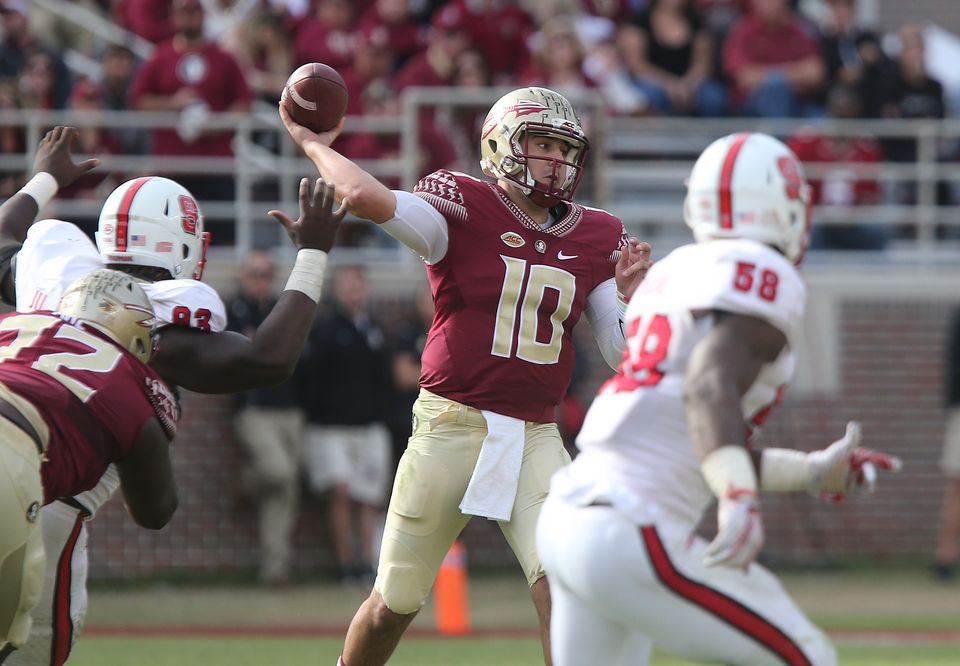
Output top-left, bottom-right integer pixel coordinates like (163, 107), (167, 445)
(278, 102), (345, 150)
(704, 489), (764, 569)
(807, 421), (903, 499)
(268, 177), (348, 254)
(33, 126), (100, 188)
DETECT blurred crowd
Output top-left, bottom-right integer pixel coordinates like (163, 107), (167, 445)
(0, 0), (955, 250)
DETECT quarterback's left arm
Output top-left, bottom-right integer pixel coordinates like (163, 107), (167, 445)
(584, 278), (628, 370)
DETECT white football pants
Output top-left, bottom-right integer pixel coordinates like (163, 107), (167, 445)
(6, 500), (91, 666)
(536, 496), (837, 666)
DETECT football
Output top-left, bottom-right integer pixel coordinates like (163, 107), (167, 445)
(281, 63), (348, 133)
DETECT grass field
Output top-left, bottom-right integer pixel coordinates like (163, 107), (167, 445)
(66, 568), (959, 665)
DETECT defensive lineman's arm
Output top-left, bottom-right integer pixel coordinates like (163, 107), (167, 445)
(149, 178), (348, 393)
(117, 418), (178, 530)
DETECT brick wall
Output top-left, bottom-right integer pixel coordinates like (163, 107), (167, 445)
(87, 270), (958, 578)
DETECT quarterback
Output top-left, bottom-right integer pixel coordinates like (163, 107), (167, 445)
(280, 86), (653, 665)
(0, 127), (344, 665)
(536, 133), (902, 666)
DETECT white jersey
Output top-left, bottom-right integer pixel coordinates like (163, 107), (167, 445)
(14, 219), (226, 514)
(553, 239), (806, 527)
(16, 219), (226, 331)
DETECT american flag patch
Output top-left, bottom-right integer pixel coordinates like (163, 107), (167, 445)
(130, 234), (146, 246)
(154, 241), (173, 252)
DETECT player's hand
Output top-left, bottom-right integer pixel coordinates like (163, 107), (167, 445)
(615, 238), (652, 300)
(278, 102), (344, 149)
(704, 489), (763, 569)
(32, 126), (100, 188)
(268, 177), (348, 253)
(807, 421), (902, 499)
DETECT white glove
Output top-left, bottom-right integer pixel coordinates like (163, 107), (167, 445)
(703, 489), (764, 569)
(807, 421), (903, 497)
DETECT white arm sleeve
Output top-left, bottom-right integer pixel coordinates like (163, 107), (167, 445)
(381, 190), (450, 264)
(584, 277), (628, 370)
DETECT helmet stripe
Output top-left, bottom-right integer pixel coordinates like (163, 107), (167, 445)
(115, 177), (153, 252)
(718, 133), (750, 230)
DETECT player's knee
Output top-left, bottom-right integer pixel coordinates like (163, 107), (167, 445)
(375, 564), (427, 616)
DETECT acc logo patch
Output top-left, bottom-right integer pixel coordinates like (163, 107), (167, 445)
(500, 232), (525, 248)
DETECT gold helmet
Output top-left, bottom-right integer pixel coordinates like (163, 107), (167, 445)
(57, 269), (158, 363)
(479, 87), (589, 208)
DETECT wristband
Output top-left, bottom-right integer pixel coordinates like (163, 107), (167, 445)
(283, 248), (327, 303)
(759, 448), (810, 492)
(20, 172), (58, 209)
(701, 445), (757, 498)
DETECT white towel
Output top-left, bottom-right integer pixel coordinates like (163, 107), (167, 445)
(459, 410), (526, 522)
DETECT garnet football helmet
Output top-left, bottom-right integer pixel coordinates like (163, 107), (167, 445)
(96, 177), (210, 279)
(58, 269), (157, 363)
(479, 87), (589, 208)
(684, 133), (812, 264)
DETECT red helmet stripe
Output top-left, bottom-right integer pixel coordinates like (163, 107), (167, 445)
(115, 177), (153, 251)
(718, 133), (750, 230)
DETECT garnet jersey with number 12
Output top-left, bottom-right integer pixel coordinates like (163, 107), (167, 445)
(413, 169), (625, 423)
(558, 239), (805, 525)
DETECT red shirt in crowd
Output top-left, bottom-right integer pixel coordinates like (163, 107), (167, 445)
(116, 0), (175, 44)
(293, 17), (356, 71)
(787, 133), (884, 206)
(129, 40), (251, 156)
(449, 0), (534, 77)
(722, 13), (822, 105)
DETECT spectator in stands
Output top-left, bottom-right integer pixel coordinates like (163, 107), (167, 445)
(228, 8), (294, 104)
(59, 79), (123, 210)
(228, 250), (307, 586)
(341, 24), (395, 117)
(357, 0), (424, 71)
(29, 0), (106, 57)
(446, 0), (536, 83)
(880, 25), (947, 215)
(293, 0), (357, 72)
(301, 265), (392, 587)
(0, 2), (72, 109)
(392, 3), (471, 91)
(788, 83), (887, 250)
(817, 0), (890, 118)
(384, 283), (433, 472)
(199, 0), (259, 46)
(519, 17), (598, 99)
(722, 0), (826, 117)
(129, 0), (252, 207)
(100, 45), (149, 155)
(0, 78), (23, 198)
(117, 0), (176, 44)
(935, 309), (960, 582)
(619, 0), (727, 116)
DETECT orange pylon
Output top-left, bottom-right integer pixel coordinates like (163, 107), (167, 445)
(434, 540), (470, 635)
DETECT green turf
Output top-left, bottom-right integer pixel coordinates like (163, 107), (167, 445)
(68, 637), (960, 666)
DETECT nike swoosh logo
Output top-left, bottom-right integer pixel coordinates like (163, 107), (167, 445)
(557, 251), (578, 260)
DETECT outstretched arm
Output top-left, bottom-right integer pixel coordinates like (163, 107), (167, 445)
(0, 127), (100, 302)
(150, 178), (347, 393)
(278, 103), (396, 223)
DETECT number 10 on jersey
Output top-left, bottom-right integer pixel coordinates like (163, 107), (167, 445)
(492, 256), (576, 365)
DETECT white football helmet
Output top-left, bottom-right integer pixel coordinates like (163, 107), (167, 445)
(57, 269), (157, 364)
(684, 133), (812, 264)
(479, 87), (589, 208)
(96, 177), (210, 279)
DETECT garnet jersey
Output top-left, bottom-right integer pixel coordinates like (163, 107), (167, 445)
(16, 219), (227, 332)
(413, 170), (626, 422)
(553, 239), (805, 525)
(0, 312), (176, 503)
